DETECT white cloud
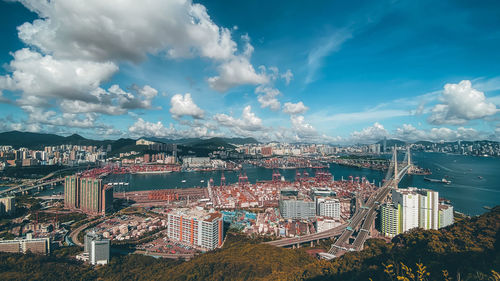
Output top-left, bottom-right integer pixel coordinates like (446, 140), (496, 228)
(128, 118), (219, 139)
(207, 56), (268, 92)
(283, 101), (309, 115)
(59, 84), (157, 115)
(281, 69), (293, 85)
(290, 115), (317, 138)
(214, 105), (265, 133)
(15, 0), (272, 93)
(1, 48), (118, 104)
(255, 86), (281, 111)
(0, 48), (159, 118)
(16, 0), (237, 62)
(350, 122), (389, 143)
(169, 93), (204, 119)
(381, 123), (486, 143)
(428, 80), (498, 125)
(20, 106), (108, 129)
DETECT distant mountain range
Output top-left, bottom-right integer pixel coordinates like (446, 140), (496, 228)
(145, 136), (259, 146)
(0, 131), (258, 151)
(377, 138), (499, 146)
(0, 131), (496, 152)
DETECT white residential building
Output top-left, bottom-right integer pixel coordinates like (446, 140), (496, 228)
(438, 204), (454, 228)
(317, 198), (340, 218)
(380, 203), (401, 238)
(418, 189), (439, 230)
(392, 188), (419, 232)
(279, 197), (316, 219)
(387, 187), (442, 237)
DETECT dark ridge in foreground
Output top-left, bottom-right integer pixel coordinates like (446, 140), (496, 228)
(0, 206), (499, 280)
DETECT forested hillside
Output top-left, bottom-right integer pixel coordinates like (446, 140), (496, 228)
(0, 207), (499, 281)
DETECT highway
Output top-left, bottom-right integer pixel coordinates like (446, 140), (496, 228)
(327, 181), (393, 255)
(0, 165), (93, 196)
(0, 177), (65, 196)
(265, 222), (349, 247)
(328, 162), (410, 256)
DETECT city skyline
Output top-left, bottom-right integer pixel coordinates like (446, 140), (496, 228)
(0, 0), (499, 144)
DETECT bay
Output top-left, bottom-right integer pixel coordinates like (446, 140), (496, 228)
(37, 152), (500, 216)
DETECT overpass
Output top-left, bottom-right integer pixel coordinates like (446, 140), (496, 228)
(0, 165), (92, 196)
(266, 146), (412, 252)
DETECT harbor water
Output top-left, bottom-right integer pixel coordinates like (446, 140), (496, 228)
(32, 152), (500, 216)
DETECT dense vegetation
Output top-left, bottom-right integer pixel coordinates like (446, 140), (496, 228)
(0, 207), (498, 280)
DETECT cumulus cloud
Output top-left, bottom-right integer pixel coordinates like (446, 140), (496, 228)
(207, 34), (269, 92)
(1, 48), (118, 104)
(128, 118), (219, 139)
(207, 56), (268, 92)
(290, 115), (317, 138)
(350, 122), (389, 143)
(59, 84), (158, 115)
(16, 0), (237, 62)
(283, 101), (309, 115)
(1, 0), (271, 129)
(255, 86), (281, 111)
(214, 106), (265, 134)
(428, 80), (498, 125)
(169, 93), (204, 119)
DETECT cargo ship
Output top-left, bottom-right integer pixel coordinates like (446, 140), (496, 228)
(424, 177), (451, 184)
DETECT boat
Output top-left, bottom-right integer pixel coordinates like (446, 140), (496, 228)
(200, 180), (205, 183)
(181, 180), (186, 183)
(483, 206), (492, 210)
(478, 176), (483, 179)
(424, 177), (451, 184)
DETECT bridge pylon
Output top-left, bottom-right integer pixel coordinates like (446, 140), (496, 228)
(393, 146), (398, 183)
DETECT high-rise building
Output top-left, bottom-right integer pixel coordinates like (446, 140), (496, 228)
(279, 196), (316, 219)
(385, 187), (443, 237)
(392, 188), (419, 232)
(438, 204), (454, 228)
(65, 175), (112, 215)
(380, 203), (401, 237)
(417, 189), (439, 230)
(84, 231), (110, 265)
(64, 175), (80, 209)
(167, 208), (223, 250)
(0, 197), (15, 216)
(80, 178), (112, 215)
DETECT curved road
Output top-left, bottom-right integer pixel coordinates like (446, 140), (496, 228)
(69, 218), (105, 246)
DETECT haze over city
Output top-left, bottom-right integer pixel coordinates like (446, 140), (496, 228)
(0, 0), (499, 143)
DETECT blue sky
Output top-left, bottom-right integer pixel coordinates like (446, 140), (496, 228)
(0, 0), (499, 143)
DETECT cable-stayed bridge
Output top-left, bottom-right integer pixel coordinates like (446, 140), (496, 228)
(266, 147), (412, 259)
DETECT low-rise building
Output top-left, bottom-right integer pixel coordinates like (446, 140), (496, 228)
(0, 233), (51, 255)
